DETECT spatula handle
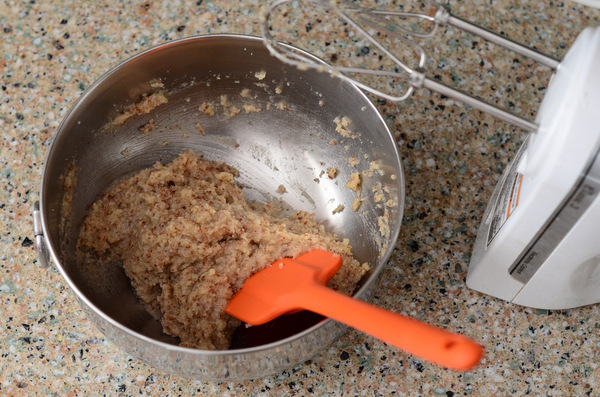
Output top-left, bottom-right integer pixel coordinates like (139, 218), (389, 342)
(302, 284), (483, 371)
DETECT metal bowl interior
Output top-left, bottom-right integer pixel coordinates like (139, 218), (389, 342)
(39, 34), (404, 380)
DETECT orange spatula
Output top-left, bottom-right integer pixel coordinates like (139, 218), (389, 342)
(226, 249), (484, 371)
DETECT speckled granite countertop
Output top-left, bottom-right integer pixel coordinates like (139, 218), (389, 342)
(2, 0), (600, 395)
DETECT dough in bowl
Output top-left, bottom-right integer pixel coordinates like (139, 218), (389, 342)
(77, 150), (369, 349)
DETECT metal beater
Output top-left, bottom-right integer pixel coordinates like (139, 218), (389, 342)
(261, 0), (561, 132)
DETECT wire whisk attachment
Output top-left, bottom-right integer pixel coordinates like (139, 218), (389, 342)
(261, 0), (561, 132)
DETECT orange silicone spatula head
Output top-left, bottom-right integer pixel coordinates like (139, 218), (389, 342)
(226, 250), (343, 325)
(226, 249), (484, 371)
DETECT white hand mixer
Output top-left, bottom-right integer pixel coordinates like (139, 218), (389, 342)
(262, 0), (600, 309)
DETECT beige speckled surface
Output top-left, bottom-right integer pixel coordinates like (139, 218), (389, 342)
(2, 0), (600, 395)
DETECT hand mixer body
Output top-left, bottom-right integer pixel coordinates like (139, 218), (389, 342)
(467, 27), (600, 309)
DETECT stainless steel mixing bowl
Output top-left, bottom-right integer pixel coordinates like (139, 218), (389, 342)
(35, 34), (404, 380)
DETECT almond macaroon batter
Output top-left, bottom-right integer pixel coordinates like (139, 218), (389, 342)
(77, 150), (369, 350)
